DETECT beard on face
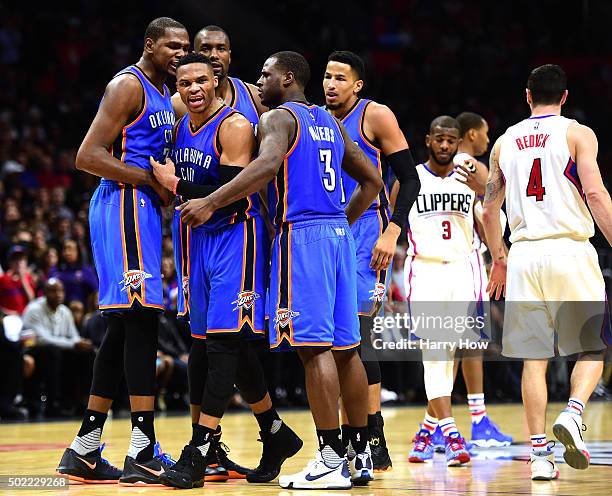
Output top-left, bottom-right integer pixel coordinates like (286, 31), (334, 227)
(431, 148), (456, 166)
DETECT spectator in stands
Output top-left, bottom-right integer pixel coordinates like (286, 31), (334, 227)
(21, 278), (94, 417)
(0, 245), (35, 315)
(49, 239), (97, 309)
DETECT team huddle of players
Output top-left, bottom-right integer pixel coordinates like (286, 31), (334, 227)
(55, 15), (612, 490)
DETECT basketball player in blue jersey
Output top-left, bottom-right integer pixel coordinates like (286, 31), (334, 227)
(179, 51), (383, 489)
(168, 25), (267, 481)
(149, 53), (302, 489)
(56, 18), (189, 486)
(323, 50), (421, 472)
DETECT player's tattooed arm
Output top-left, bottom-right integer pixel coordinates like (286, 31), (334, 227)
(76, 74), (157, 188)
(179, 109), (293, 227)
(336, 119), (384, 225)
(482, 137), (507, 299)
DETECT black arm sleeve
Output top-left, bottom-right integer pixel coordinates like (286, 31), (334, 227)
(387, 149), (421, 229)
(175, 164), (244, 200)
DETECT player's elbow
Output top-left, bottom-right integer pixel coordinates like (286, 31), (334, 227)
(75, 146), (93, 172)
(482, 205), (498, 226)
(585, 187), (610, 205)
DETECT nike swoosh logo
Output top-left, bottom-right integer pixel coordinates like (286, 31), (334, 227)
(135, 463), (165, 477)
(76, 457), (96, 470)
(304, 469), (337, 481)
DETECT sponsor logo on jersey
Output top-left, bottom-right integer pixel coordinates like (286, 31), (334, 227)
(369, 282), (386, 302)
(119, 270), (153, 291)
(232, 290), (261, 311)
(275, 308), (300, 328)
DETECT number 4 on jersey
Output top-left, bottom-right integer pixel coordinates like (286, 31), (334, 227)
(526, 158), (546, 201)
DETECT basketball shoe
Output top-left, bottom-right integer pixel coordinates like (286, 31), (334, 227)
(119, 441), (175, 486)
(369, 412), (392, 471)
(471, 416), (513, 447)
(347, 441), (374, 485)
(56, 442), (122, 483)
(247, 420), (303, 483)
(552, 411), (590, 469)
(212, 427), (251, 479)
(278, 447), (352, 490)
(408, 428), (434, 463)
(530, 443), (560, 481)
(445, 435), (470, 466)
(159, 443), (213, 489)
(432, 425), (445, 453)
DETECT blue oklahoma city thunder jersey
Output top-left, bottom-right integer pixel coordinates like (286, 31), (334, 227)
(173, 105), (259, 231)
(228, 77), (260, 131)
(338, 99), (390, 212)
(267, 101), (346, 227)
(111, 65), (174, 170)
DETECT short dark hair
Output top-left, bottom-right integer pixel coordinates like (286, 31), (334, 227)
(429, 115), (461, 134)
(144, 17), (186, 42)
(456, 112), (485, 137)
(527, 64), (567, 105)
(199, 25), (230, 42)
(327, 50), (365, 81)
(176, 52), (214, 71)
(270, 51), (311, 87)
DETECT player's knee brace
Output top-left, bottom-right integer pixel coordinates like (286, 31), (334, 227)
(123, 308), (160, 396)
(359, 315), (382, 385)
(90, 313), (125, 398)
(422, 356), (454, 400)
(235, 341), (268, 405)
(201, 336), (240, 418)
(188, 338), (208, 406)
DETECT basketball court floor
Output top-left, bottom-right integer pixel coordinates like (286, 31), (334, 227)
(1, 402), (610, 495)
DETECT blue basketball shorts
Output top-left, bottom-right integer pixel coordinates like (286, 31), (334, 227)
(351, 208), (393, 316)
(268, 218), (360, 351)
(189, 216), (267, 340)
(172, 206), (191, 319)
(90, 179), (163, 312)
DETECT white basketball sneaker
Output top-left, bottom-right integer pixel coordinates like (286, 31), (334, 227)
(347, 441), (374, 486)
(530, 448), (560, 481)
(278, 448), (352, 490)
(552, 411), (590, 470)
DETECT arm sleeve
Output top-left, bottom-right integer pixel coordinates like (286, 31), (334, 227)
(387, 149), (421, 229)
(175, 165), (244, 200)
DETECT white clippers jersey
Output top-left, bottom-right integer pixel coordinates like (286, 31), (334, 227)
(406, 163), (476, 261)
(499, 115), (594, 243)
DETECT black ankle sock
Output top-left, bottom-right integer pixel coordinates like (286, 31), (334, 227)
(349, 425), (368, 453)
(78, 409), (107, 438)
(367, 413), (378, 428)
(316, 428), (344, 458)
(190, 424), (216, 447)
(130, 411), (155, 461)
(341, 424), (350, 448)
(254, 408), (280, 434)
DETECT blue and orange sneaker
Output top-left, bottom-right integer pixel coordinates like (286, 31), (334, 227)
(471, 417), (513, 448)
(445, 436), (470, 466)
(408, 429), (434, 463)
(432, 425), (445, 453)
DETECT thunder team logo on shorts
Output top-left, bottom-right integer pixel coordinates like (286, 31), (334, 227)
(119, 270), (153, 292)
(369, 282), (387, 302)
(232, 290), (261, 311)
(274, 308), (300, 328)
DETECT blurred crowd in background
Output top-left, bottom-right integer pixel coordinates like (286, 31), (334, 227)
(0, 0), (611, 421)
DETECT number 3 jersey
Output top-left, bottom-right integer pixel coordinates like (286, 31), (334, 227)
(267, 101), (346, 228)
(499, 115), (594, 243)
(406, 163), (476, 262)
